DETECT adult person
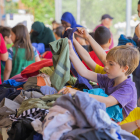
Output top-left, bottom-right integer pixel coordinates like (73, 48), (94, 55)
(61, 12), (82, 29)
(132, 0), (140, 107)
(30, 21), (55, 51)
(94, 14), (114, 49)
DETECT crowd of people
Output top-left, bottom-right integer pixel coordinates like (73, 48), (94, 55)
(0, 0), (140, 140)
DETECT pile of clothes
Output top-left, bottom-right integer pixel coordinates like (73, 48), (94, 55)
(0, 28), (139, 140)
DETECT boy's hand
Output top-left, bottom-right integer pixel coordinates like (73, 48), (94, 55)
(135, 23), (140, 38)
(75, 27), (90, 40)
(68, 39), (74, 56)
(58, 87), (77, 96)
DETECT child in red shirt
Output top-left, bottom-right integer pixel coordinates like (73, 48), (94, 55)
(0, 33), (8, 84)
(82, 26), (112, 69)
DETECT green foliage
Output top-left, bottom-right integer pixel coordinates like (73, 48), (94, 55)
(5, 2), (18, 14)
(62, 0), (138, 32)
(21, 0), (55, 25)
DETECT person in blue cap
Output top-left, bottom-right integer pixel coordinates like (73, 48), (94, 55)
(61, 12), (82, 29)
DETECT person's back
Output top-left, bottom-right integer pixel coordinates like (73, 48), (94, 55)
(83, 26), (111, 69)
(4, 24), (40, 81)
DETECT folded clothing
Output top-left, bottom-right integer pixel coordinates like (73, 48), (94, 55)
(10, 74), (28, 82)
(40, 85), (57, 95)
(83, 88), (123, 122)
(21, 59), (53, 78)
(4, 79), (25, 87)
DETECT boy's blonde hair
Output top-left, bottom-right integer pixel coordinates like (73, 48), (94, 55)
(106, 45), (139, 75)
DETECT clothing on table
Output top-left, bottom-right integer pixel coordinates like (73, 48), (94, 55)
(0, 115), (12, 128)
(7, 47), (37, 78)
(17, 93), (63, 117)
(83, 88), (123, 122)
(63, 28), (93, 89)
(95, 64), (106, 74)
(31, 21), (55, 51)
(42, 51), (53, 59)
(9, 108), (49, 122)
(49, 38), (70, 91)
(0, 33), (7, 84)
(120, 107), (140, 139)
(82, 50), (108, 68)
(33, 133), (43, 140)
(42, 105), (76, 140)
(54, 91), (114, 129)
(7, 119), (34, 140)
(20, 90), (44, 99)
(32, 43), (45, 54)
(3, 79), (25, 86)
(39, 66), (54, 76)
(37, 73), (51, 87)
(94, 24), (114, 49)
(21, 59), (53, 78)
(118, 34), (137, 47)
(40, 85), (57, 95)
(10, 74), (28, 82)
(0, 87), (21, 102)
(61, 128), (93, 140)
(0, 98), (20, 116)
(97, 74), (137, 116)
(72, 129), (121, 140)
(61, 12), (82, 28)
(23, 77), (41, 91)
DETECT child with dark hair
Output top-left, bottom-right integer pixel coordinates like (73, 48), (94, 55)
(0, 27), (13, 46)
(0, 27), (13, 82)
(83, 26), (111, 68)
(53, 26), (64, 40)
(4, 24), (40, 81)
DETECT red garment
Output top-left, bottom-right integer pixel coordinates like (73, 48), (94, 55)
(21, 59), (53, 78)
(82, 50), (108, 70)
(43, 51), (53, 59)
(0, 34), (7, 84)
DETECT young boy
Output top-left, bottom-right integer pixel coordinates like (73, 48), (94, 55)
(59, 27), (139, 117)
(0, 27), (13, 82)
(83, 26), (111, 68)
(0, 27), (13, 46)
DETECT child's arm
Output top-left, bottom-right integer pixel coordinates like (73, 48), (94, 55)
(75, 27), (107, 65)
(35, 56), (40, 62)
(4, 59), (12, 81)
(120, 120), (140, 133)
(0, 52), (8, 61)
(73, 38), (96, 71)
(69, 40), (98, 83)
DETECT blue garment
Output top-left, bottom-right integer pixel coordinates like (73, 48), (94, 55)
(40, 85), (57, 95)
(4, 79), (25, 87)
(61, 12), (82, 28)
(32, 43), (45, 54)
(63, 28), (92, 89)
(118, 34), (137, 47)
(83, 88), (123, 122)
(33, 133), (43, 140)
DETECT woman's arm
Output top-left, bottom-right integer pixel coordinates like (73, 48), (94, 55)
(120, 120), (140, 133)
(4, 59), (12, 81)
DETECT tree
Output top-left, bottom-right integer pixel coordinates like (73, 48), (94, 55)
(21, 0), (55, 25)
